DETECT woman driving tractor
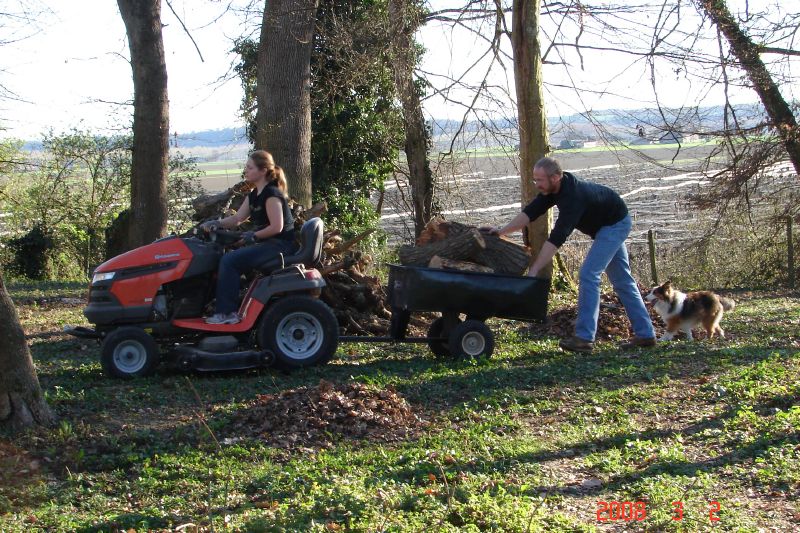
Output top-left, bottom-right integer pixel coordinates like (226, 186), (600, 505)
(200, 150), (297, 324)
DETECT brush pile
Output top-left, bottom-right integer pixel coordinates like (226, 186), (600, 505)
(314, 221), (393, 336)
(222, 380), (428, 449)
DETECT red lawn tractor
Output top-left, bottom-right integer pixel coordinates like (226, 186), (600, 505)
(67, 218), (339, 378)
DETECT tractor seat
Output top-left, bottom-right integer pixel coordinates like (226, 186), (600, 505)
(256, 217), (324, 274)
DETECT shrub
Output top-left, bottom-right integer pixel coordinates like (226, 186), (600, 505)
(5, 225), (53, 279)
(0, 129), (204, 279)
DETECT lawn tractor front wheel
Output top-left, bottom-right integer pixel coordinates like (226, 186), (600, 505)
(100, 327), (160, 379)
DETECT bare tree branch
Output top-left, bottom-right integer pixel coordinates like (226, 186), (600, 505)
(164, 0), (205, 62)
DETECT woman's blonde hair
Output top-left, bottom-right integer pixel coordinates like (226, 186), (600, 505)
(249, 150), (288, 195)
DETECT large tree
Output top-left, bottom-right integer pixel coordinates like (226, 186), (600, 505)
(235, 1), (404, 233)
(0, 5), (54, 433)
(0, 271), (54, 432)
(511, 0), (553, 278)
(256, 0), (319, 208)
(117, 0), (170, 249)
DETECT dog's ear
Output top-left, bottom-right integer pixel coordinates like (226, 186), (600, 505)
(662, 280), (672, 289)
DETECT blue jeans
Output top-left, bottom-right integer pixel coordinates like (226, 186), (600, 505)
(214, 239), (297, 314)
(575, 215), (655, 342)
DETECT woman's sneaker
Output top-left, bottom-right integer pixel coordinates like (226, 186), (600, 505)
(205, 312), (240, 325)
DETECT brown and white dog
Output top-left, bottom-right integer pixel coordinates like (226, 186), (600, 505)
(645, 281), (736, 341)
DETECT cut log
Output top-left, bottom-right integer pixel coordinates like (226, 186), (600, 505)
(416, 216), (449, 246)
(428, 255), (494, 273)
(191, 190), (235, 221)
(398, 228), (486, 266)
(321, 257), (357, 275)
(192, 181), (253, 221)
(306, 201), (327, 219)
(473, 234), (531, 275)
(415, 219), (530, 275)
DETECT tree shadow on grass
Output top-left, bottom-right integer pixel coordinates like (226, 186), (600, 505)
(24, 327), (791, 467)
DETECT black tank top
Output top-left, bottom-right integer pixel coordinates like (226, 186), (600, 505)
(248, 182), (295, 241)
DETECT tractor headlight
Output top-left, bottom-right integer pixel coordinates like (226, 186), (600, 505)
(92, 271), (116, 284)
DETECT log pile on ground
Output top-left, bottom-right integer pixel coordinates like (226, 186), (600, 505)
(399, 218), (531, 275)
(221, 380), (428, 449)
(317, 230), (393, 336)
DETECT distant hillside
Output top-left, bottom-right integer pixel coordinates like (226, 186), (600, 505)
(19, 102), (765, 154)
(171, 127), (249, 148)
(20, 126), (251, 153)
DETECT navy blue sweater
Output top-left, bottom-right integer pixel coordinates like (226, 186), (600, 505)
(522, 172), (628, 247)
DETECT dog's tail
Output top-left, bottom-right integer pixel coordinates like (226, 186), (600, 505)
(719, 296), (736, 312)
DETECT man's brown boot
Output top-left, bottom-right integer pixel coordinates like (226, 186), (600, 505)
(559, 336), (594, 353)
(619, 336), (657, 349)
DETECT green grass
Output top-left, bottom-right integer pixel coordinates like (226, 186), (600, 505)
(1, 287), (798, 531)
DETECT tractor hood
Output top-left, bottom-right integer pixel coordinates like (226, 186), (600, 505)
(94, 236), (193, 273)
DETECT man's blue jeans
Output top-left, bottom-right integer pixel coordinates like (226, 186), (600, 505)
(575, 215), (655, 342)
(214, 239), (297, 314)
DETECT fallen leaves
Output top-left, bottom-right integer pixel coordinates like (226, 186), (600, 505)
(531, 290), (666, 340)
(0, 441), (43, 488)
(222, 380), (428, 449)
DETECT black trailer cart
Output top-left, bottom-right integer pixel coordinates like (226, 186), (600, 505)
(339, 264), (550, 358)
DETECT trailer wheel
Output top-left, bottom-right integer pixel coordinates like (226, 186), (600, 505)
(448, 320), (494, 359)
(258, 296), (339, 369)
(100, 327), (160, 378)
(426, 317), (458, 357)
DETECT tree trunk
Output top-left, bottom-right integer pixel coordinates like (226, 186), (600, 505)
(398, 228), (486, 266)
(118, 0), (170, 250)
(389, 0), (435, 237)
(700, 0), (800, 175)
(0, 272), (55, 432)
(512, 0), (553, 278)
(256, 0), (318, 208)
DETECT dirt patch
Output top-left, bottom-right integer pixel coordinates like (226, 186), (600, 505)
(222, 380), (429, 449)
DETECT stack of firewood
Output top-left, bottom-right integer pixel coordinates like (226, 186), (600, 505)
(315, 223), (394, 335)
(399, 218), (531, 275)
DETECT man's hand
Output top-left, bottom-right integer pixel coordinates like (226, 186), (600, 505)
(479, 226), (500, 236)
